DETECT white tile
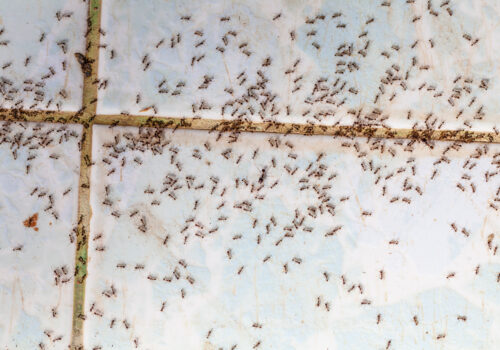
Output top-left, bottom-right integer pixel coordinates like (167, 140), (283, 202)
(0, 121), (82, 349)
(0, 0), (87, 111)
(86, 124), (500, 349)
(98, 0), (500, 132)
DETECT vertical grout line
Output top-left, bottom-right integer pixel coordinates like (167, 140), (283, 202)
(71, 0), (101, 349)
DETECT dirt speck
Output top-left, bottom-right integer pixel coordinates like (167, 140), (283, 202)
(23, 213), (39, 231)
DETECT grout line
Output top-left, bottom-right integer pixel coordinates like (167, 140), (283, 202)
(0, 108), (76, 123)
(70, 0), (101, 349)
(94, 114), (500, 144)
(1, 108), (499, 144)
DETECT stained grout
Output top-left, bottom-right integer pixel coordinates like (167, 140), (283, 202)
(70, 0), (102, 349)
(1, 110), (499, 144)
(93, 114), (500, 144)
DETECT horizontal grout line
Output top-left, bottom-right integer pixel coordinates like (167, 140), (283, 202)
(1, 109), (499, 144)
(94, 114), (500, 144)
(0, 108), (76, 123)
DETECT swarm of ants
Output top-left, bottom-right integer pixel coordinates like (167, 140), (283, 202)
(98, 0), (499, 135)
(0, 0), (87, 112)
(1, 0), (500, 349)
(84, 124), (499, 349)
(0, 120), (82, 349)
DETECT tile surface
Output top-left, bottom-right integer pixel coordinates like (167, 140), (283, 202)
(98, 0), (500, 132)
(86, 125), (500, 349)
(0, 0), (87, 111)
(0, 121), (82, 349)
